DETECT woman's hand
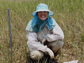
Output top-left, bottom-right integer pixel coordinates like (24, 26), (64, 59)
(42, 38), (46, 44)
(42, 35), (47, 44)
(46, 48), (54, 59)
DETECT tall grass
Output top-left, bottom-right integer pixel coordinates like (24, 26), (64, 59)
(0, 0), (84, 63)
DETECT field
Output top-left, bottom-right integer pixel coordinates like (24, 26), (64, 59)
(0, 0), (84, 63)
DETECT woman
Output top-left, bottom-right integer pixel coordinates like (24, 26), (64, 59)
(26, 3), (64, 63)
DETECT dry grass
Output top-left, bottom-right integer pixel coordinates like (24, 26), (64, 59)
(2, 0), (35, 2)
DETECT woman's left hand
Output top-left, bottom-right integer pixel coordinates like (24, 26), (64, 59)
(42, 38), (46, 44)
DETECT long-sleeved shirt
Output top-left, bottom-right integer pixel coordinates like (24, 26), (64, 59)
(27, 22), (64, 52)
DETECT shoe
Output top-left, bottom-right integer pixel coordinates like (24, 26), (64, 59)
(50, 59), (58, 63)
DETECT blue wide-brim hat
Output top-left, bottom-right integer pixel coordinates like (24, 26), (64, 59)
(32, 3), (54, 16)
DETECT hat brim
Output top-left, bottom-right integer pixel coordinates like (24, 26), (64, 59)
(32, 9), (54, 16)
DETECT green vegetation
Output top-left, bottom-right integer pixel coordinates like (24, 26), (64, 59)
(0, 0), (84, 63)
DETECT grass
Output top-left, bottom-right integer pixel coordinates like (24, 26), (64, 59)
(0, 0), (84, 63)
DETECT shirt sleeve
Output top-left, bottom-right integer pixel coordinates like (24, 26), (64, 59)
(28, 32), (47, 52)
(46, 23), (64, 42)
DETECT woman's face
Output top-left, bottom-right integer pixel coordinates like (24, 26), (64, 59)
(38, 11), (48, 21)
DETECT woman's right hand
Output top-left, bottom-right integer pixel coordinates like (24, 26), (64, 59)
(46, 48), (54, 59)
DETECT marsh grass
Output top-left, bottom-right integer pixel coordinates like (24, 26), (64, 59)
(0, 0), (84, 63)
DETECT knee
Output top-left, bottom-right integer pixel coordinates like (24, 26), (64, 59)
(51, 40), (64, 52)
(30, 50), (44, 60)
(56, 40), (64, 48)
